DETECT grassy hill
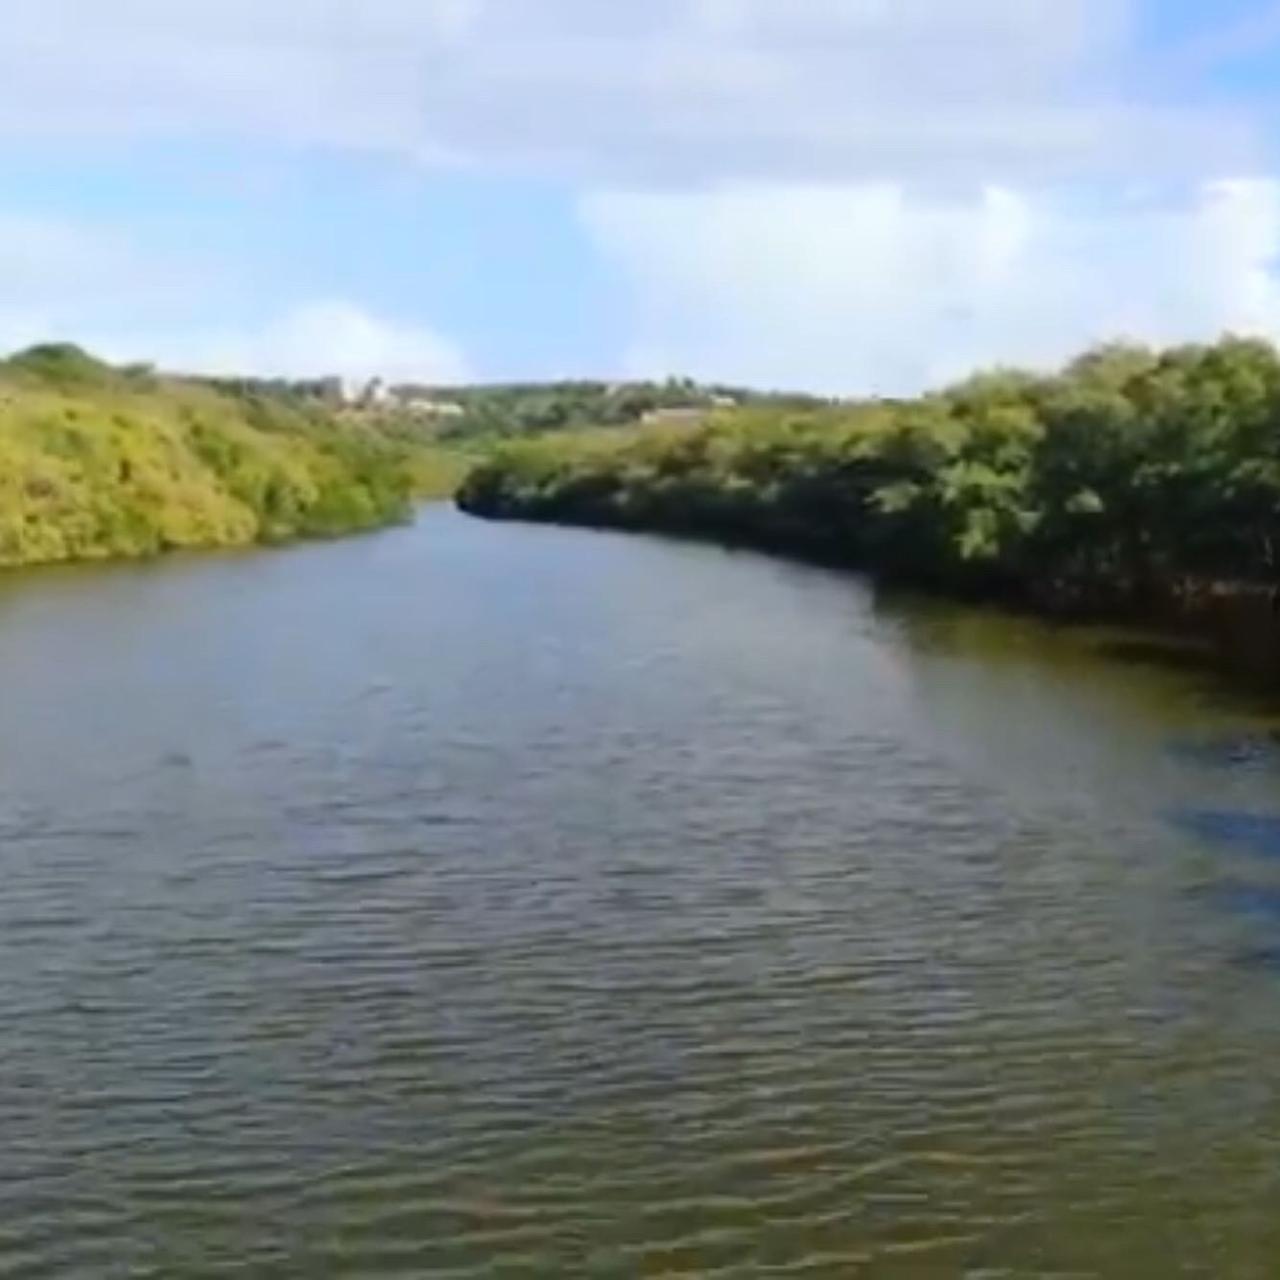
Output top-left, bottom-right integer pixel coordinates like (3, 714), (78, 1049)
(399, 378), (827, 441)
(0, 344), (443, 569)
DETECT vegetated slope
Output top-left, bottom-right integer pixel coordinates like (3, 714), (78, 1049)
(0, 344), (432, 568)
(419, 378), (825, 440)
(458, 337), (1280, 614)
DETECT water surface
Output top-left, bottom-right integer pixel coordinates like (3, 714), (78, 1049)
(2, 508), (1280, 1276)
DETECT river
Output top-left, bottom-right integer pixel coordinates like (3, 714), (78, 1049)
(2, 505), (1280, 1276)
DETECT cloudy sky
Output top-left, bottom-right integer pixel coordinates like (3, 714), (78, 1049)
(3, 0), (1280, 392)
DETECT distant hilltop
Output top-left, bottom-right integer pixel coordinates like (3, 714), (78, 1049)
(1, 345), (832, 442)
(336, 376), (830, 440)
(190, 373), (470, 419)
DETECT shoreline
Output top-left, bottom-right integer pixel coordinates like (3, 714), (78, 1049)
(457, 498), (1280, 690)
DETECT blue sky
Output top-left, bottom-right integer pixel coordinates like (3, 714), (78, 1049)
(3, 1), (1280, 393)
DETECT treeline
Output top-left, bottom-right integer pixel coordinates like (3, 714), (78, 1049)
(421, 378), (825, 440)
(0, 344), (436, 568)
(185, 373), (344, 405)
(458, 337), (1280, 613)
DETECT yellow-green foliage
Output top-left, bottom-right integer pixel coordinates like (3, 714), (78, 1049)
(405, 444), (473, 499)
(0, 345), (421, 568)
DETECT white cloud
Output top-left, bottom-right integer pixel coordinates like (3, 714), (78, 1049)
(110, 302), (472, 386)
(2, 3), (1279, 393)
(582, 180), (1280, 394)
(0, 213), (217, 355)
(0, 213), (469, 385)
(0, 1), (1258, 183)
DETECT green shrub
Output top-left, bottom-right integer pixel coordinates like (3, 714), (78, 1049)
(458, 336), (1280, 606)
(0, 346), (432, 568)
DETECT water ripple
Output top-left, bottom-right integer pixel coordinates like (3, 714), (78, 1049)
(0, 510), (1277, 1275)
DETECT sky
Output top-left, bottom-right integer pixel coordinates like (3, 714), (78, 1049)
(4, 0), (1280, 394)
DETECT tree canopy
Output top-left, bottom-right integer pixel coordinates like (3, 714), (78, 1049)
(413, 378), (824, 441)
(0, 346), (449, 567)
(458, 337), (1280, 611)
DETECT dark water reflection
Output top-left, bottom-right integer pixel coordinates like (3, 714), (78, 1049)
(2, 509), (1280, 1276)
(1172, 810), (1280, 859)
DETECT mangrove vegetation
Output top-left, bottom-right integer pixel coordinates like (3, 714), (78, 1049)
(458, 337), (1280, 617)
(0, 344), (459, 568)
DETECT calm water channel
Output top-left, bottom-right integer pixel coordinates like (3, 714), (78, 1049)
(2, 506), (1280, 1276)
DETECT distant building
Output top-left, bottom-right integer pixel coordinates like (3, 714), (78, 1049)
(396, 395), (465, 419)
(710, 395), (738, 409)
(641, 407), (707, 428)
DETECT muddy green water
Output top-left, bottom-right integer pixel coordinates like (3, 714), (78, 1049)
(2, 507), (1280, 1277)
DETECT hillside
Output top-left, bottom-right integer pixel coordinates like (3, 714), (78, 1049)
(0, 345), (434, 568)
(392, 378), (826, 440)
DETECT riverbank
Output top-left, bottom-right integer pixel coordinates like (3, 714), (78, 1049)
(459, 497), (1280, 685)
(457, 336), (1280, 682)
(0, 344), (460, 569)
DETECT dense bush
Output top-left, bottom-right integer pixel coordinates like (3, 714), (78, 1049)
(0, 346), (430, 567)
(458, 338), (1280, 610)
